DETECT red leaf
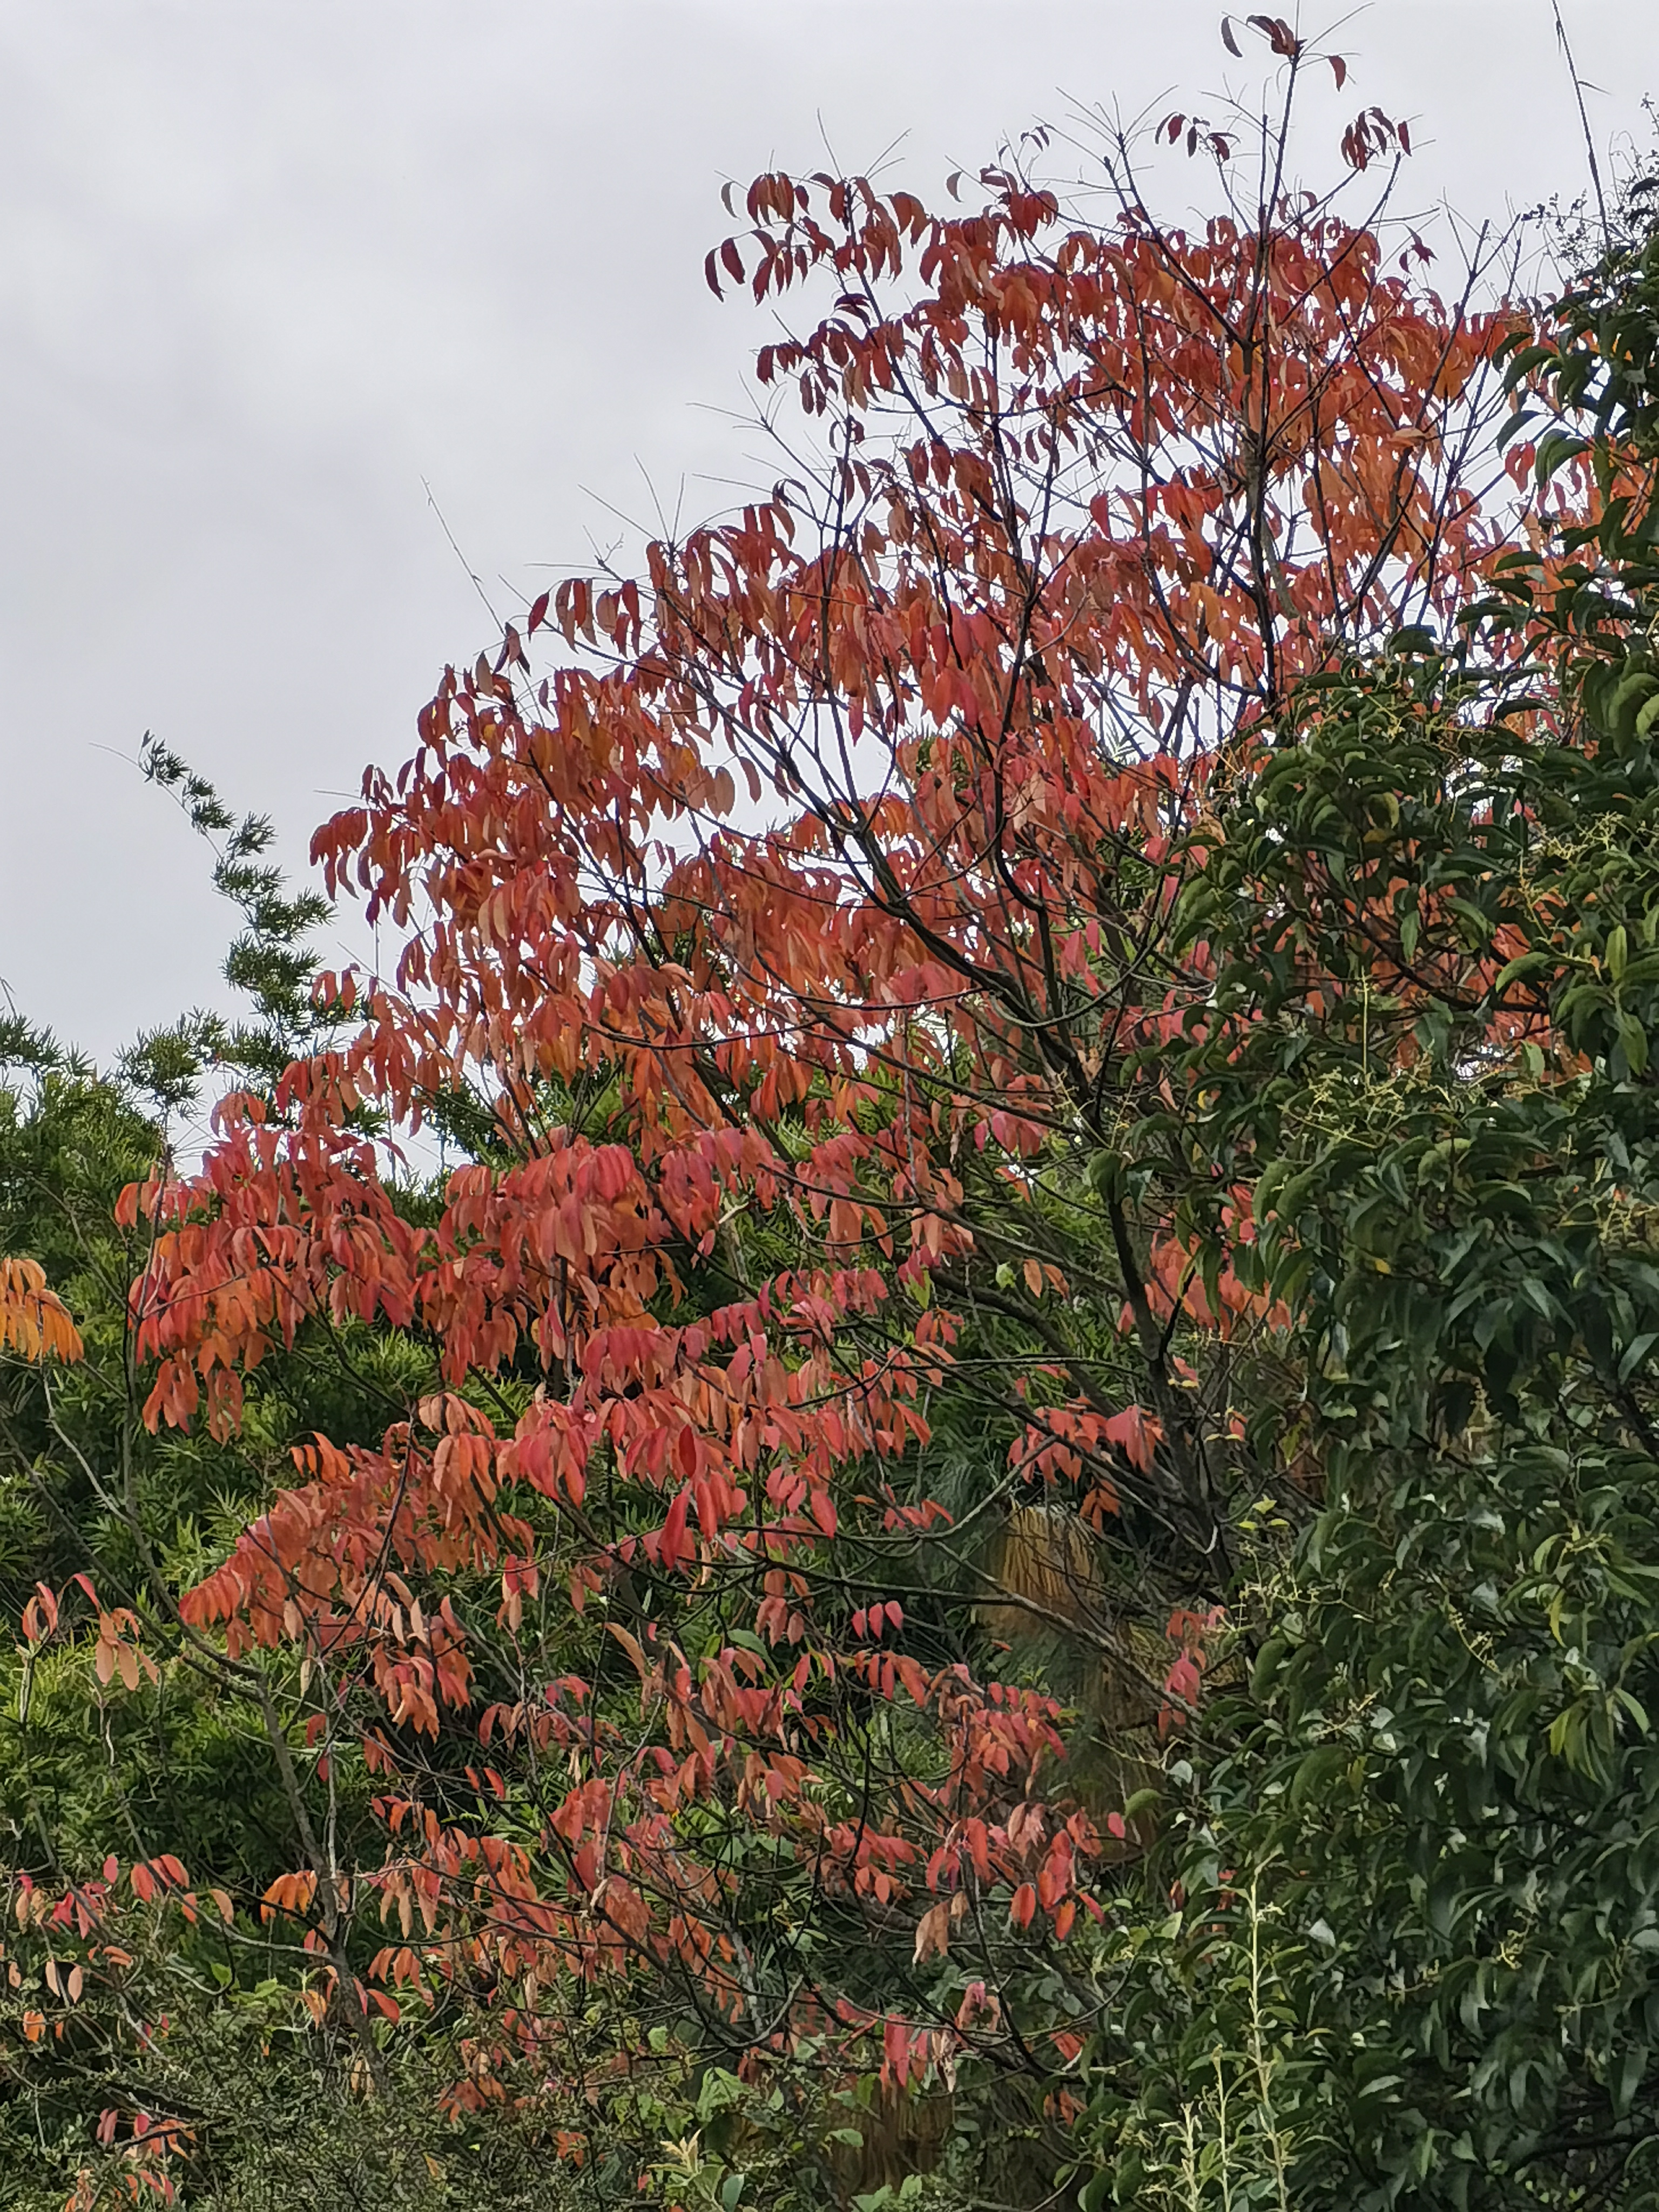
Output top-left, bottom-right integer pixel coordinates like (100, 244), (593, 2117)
(1220, 16), (1242, 55)
(659, 1486), (691, 1572)
(1249, 13), (1299, 56)
(912, 1900), (951, 1963)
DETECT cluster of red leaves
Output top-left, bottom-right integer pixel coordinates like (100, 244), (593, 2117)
(5, 1843), (228, 2207)
(0, 1254), (84, 1365)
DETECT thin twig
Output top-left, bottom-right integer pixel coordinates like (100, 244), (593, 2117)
(1552, 0), (1610, 252)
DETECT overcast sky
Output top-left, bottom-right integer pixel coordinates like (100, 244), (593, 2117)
(2, 1), (1656, 1069)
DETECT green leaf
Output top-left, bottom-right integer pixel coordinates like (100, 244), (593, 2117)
(1289, 1743), (1351, 1808)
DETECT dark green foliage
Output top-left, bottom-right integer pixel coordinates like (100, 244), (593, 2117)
(0, 766), (463, 2205)
(1078, 210), (1659, 2209)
